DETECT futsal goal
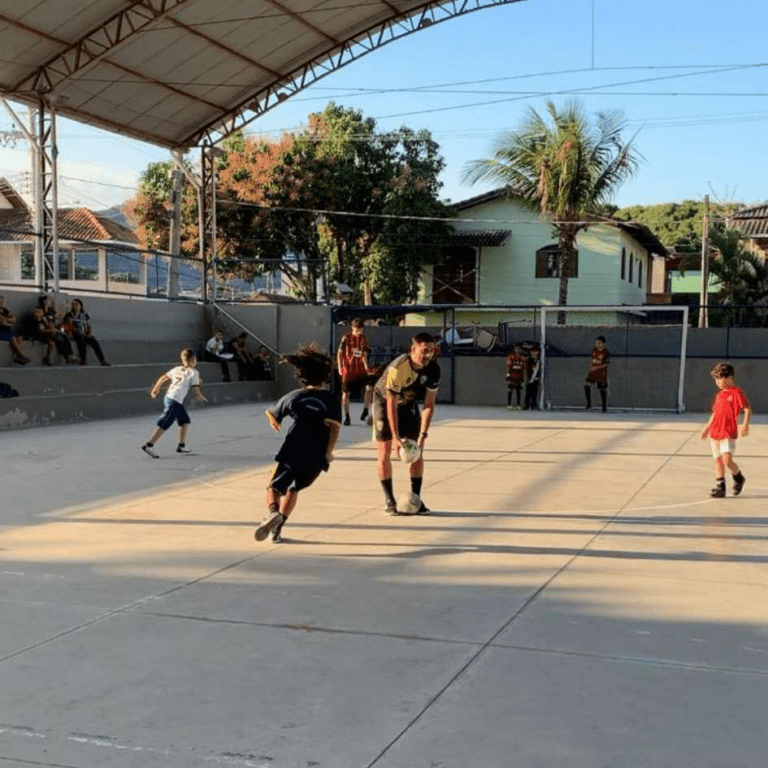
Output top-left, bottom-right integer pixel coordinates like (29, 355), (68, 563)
(538, 305), (690, 413)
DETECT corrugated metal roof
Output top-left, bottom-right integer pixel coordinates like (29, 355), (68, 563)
(730, 204), (768, 239)
(450, 230), (510, 247)
(0, 1), (524, 148)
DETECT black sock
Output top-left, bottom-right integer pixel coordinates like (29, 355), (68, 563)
(178, 442), (185, 449)
(733, 471), (745, 482)
(715, 478), (725, 490)
(600, 389), (607, 411)
(516, 389), (521, 406)
(381, 478), (395, 502)
(584, 385), (591, 408)
(411, 476), (423, 496)
(507, 391), (512, 405)
(145, 441), (154, 447)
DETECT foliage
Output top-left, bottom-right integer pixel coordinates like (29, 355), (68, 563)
(462, 100), (639, 320)
(123, 161), (174, 252)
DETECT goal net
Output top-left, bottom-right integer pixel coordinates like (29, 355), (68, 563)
(538, 306), (689, 413)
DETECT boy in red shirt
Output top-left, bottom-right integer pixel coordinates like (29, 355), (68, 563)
(505, 344), (526, 410)
(699, 362), (751, 498)
(337, 317), (373, 426)
(585, 335), (610, 412)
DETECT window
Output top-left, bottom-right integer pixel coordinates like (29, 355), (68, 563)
(629, 252), (634, 283)
(535, 244), (578, 278)
(621, 247), (626, 279)
(58, 251), (71, 280)
(107, 250), (140, 284)
(638, 260), (643, 289)
(74, 251), (99, 281)
(433, 246), (476, 303)
(20, 250), (34, 280)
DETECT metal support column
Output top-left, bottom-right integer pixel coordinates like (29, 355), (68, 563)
(38, 97), (59, 293)
(167, 149), (184, 298)
(200, 143), (221, 304)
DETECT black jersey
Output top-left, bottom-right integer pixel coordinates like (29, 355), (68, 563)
(268, 388), (342, 472)
(373, 353), (441, 406)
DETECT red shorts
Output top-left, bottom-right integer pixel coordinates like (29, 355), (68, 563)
(341, 369), (372, 393)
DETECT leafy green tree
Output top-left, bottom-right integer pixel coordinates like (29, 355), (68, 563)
(463, 100), (640, 322)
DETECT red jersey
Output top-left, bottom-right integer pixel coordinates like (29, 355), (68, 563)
(338, 332), (369, 377)
(506, 353), (525, 382)
(585, 347), (610, 384)
(709, 385), (748, 440)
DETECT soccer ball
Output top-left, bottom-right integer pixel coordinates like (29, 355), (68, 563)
(397, 492), (421, 515)
(398, 438), (421, 464)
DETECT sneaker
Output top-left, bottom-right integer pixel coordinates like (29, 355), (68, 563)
(360, 408), (369, 421)
(384, 498), (399, 516)
(176, 446), (193, 454)
(415, 500), (431, 516)
(43, 358), (53, 366)
(101, 360), (112, 366)
(365, 414), (373, 426)
(343, 414), (351, 426)
(710, 484), (726, 498)
(12, 356), (29, 366)
(733, 474), (746, 496)
(66, 356), (80, 364)
(271, 522), (284, 543)
(506, 405), (515, 411)
(255, 511), (285, 542)
(141, 443), (159, 459)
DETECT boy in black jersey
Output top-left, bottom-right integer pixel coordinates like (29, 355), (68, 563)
(255, 344), (342, 543)
(372, 332), (440, 515)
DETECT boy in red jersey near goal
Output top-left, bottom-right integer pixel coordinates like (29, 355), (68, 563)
(337, 317), (374, 426)
(505, 343), (526, 409)
(700, 362), (751, 498)
(585, 335), (610, 412)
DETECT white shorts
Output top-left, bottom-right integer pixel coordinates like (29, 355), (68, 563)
(710, 438), (737, 458)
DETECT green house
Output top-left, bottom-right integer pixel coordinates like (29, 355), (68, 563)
(417, 188), (671, 327)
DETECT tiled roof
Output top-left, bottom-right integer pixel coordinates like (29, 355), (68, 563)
(729, 204), (768, 239)
(0, 207), (137, 244)
(0, 177), (28, 210)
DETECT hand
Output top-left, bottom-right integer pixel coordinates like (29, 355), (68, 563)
(150, 389), (159, 399)
(199, 395), (208, 403)
(394, 437), (405, 453)
(418, 433), (427, 450)
(740, 424), (750, 438)
(699, 428), (709, 440)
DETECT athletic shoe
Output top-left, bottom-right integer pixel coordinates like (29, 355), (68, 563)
(12, 356), (29, 365)
(415, 500), (431, 516)
(733, 474), (746, 496)
(343, 414), (351, 426)
(365, 414), (373, 426)
(255, 511), (285, 542)
(384, 498), (399, 516)
(43, 358), (53, 366)
(141, 444), (159, 459)
(710, 485), (726, 498)
(176, 446), (193, 454)
(271, 522), (284, 543)
(506, 405), (515, 410)
(360, 408), (369, 421)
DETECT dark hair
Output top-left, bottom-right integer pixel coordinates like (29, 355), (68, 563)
(711, 362), (735, 379)
(281, 343), (332, 387)
(37, 295), (48, 309)
(411, 332), (435, 346)
(351, 317), (363, 329)
(237, 332), (248, 340)
(596, 335), (606, 343)
(181, 348), (197, 360)
(72, 298), (84, 312)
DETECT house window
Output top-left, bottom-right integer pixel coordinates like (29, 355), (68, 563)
(535, 244), (578, 278)
(621, 247), (626, 280)
(638, 260), (643, 289)
(20, 250), (34, 280)
(58, 251), (71, 280)
(107, 250), (140, 284)
(433, 246), (476, 303)
(74, 251), (99, 281)
(629, 252), (634, 283)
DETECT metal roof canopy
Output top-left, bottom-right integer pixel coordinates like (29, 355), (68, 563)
(0, 0), (523, 149)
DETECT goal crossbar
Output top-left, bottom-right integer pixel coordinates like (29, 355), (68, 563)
(539, 305), (690, 413)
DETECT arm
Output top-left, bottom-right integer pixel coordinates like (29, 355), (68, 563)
(265, 409), (281, 432)
(418, 389), (438, 450)
(740, 394), (752, 438)
(192, 384), (208, 403)
(385, 389), (402, 450)
(700, 412), (715, 440)
(150, 374), (171, 398)
(324, 420), (341, 464)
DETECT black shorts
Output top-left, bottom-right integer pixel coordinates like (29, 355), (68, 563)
(269, 462), (322, 493)
(372, 397), (420, 442)
(507, 377), (523, 390)
(341, 370), (372, 393)
(157, 397), (191, 430)
(585, 376), (608, 390)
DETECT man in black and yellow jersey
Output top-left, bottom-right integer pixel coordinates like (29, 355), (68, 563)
(372, 332), (440, 515)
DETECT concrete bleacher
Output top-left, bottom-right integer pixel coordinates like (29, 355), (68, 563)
(0, 291), (277, 430)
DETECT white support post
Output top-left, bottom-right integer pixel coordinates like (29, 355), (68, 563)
(539, 306), (547, 410)
(677, 306), (689, 413)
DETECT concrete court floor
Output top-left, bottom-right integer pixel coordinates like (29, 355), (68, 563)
(2, 403), (768, 768)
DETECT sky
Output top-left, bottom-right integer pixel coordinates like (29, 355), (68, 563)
(2, 0), (768, 213)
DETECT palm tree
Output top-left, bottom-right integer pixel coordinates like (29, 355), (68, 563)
(462, 100), (640, 323)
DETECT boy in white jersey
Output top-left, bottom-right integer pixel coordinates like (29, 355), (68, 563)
(141, 348), (208, 458)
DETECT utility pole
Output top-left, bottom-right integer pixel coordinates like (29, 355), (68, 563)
(698, 194), (710, 329)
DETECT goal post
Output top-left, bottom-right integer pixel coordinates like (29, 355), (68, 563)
(539, 305), (690, 413)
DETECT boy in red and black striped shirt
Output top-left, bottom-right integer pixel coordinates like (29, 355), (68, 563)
(505, 344), (526, 409)
(700, 362), (751, 498)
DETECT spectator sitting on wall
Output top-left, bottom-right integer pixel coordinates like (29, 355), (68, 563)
(227, 332), (254, 380)
(205, 329), (233, 382)
(23, 296), (78, 365)
(62, 299), (111, 366)
(0, 295), (31, 365)
(254, 345), (274, 380)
